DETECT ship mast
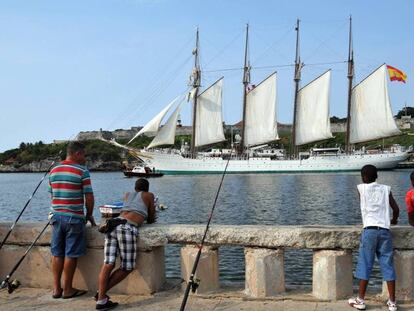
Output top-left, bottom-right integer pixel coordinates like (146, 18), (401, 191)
(190, 28), (201, 157)
(291, 19), (302, 158)
(345, 16), (354, 154)
(240, 23), (250, 154)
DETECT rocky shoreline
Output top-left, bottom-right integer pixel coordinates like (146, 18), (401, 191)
(0, 159), (122, 173)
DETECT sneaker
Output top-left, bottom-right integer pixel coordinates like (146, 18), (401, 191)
(93, 291), (110, 301)
(96, 300), (119, 310)
(387, 300), (398, 311)
(348, 297), (366, 310)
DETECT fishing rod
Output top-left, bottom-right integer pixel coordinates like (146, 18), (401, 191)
(179, 152), (233, 311)
(0, 221), (50, 293)
(0, 136), (84, 293)
(0, 151), (62, 252)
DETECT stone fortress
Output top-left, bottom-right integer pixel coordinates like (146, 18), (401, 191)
(74, 115), (414, 142)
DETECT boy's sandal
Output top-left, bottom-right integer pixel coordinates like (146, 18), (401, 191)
(62, 289), (87, 299)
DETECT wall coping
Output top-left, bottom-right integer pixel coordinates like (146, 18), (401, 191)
(1, 223), (414, 250)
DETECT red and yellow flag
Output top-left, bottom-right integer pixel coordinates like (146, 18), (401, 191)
(386, 65), (407, 83)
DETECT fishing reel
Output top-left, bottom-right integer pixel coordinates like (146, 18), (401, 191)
(190, 278), (200, 293)
(0, 279), (20, 294)
(155, 197), (167, 211)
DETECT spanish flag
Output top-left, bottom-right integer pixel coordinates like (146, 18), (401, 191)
(386, 65), (407, 83)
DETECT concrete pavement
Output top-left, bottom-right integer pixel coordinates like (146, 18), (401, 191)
(1, 286), (414, 311)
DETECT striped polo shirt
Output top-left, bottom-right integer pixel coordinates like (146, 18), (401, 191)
(49, 160), (93, 218)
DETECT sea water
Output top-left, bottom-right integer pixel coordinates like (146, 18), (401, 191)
(0, 171), (411, 288)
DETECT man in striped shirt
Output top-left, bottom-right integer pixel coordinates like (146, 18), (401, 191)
(49, 141), (95, 299)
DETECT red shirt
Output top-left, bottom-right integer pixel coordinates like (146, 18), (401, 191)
(405, 188), (414, 214)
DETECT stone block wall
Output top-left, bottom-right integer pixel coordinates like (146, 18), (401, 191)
(0, 224), (165, 295)
(2, 223), (414, 301)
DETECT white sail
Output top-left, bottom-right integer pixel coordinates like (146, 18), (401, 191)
(295, 70), (333, 146)
(127, 96), (180, 144)
(244, 73), (278, 147)
(147, 102), (182, 149)
(195, 78), (225, 147)
(350, 64), (400, 144)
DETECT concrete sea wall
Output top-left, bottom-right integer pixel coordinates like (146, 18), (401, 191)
(1, 223), (414, 300)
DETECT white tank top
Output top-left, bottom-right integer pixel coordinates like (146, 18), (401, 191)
(121, 191), (148, 220)
(357, 182), (391, 229)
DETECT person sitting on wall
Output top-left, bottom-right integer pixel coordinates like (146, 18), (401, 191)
(95, 178), (156, 310)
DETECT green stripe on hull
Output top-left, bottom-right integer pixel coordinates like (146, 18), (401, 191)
(159, 168), (395, 175)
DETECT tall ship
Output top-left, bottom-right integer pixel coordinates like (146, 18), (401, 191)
(106, 18), (410, 174)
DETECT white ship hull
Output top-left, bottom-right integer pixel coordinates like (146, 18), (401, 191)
(139, 150), (410, 174)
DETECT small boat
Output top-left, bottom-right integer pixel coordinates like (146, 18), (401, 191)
(99, 202), (123, 218)
(123, 165), (164, 178)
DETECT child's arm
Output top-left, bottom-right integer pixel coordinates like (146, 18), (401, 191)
(145, 192), (156, 224)
(408, 192), (414, 226)
(389, 192), (400, 225)
(408, 212), (414, 226)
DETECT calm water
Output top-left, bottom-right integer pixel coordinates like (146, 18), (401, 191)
(0, 171), (412, 289)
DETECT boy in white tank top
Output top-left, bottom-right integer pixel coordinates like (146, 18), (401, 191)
(348, 165), (400, 311)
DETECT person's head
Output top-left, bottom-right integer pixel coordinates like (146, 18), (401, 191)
(410, 171), (414, 187)
(135, 178), (149, 192)
(66, 141), (86, 164)
(361, 164), (378, 183)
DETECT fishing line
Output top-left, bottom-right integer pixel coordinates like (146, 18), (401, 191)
(0, 132), (77, 251)
(0, 152), (60, 252)
(179, 151), (232, 311)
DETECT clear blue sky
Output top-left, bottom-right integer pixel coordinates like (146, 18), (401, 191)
(0, 0), (412, 151)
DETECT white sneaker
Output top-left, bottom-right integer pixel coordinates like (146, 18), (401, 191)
(348, 297), (366, 310)
(387, 300), (398, 311)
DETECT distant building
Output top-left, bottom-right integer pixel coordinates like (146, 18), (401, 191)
(396, 115), (413, 129)
(74, 116), (412, 142)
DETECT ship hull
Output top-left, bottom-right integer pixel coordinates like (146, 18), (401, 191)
(138, 150), (410, 174)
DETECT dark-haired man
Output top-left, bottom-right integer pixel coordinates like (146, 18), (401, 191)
(49, 141), (96, 299)
(348, 164), (399, 311)
(95, 178), (156, 310)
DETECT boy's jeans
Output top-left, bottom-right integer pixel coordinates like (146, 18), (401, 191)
(356, 227), (396, 281)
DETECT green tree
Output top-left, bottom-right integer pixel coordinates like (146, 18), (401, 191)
(395, 106), (414, 118)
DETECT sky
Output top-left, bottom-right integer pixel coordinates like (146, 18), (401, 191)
(0, 0), (413, 152)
